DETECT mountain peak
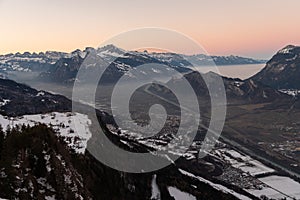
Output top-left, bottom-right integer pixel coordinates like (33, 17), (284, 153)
(96, 44), (127, 59)
(98, 44), (125, 53)
(252, 45), (300, 89)
(277, 45), (298, 54)
(67, 49), (87, 59)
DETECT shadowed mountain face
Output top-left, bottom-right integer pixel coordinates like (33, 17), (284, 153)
(167, 71), (290, 105)
(252, 45), (300, 89)
(0, 78), (71, 116)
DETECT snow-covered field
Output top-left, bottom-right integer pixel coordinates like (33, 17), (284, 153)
(259, 175), (300, 198)
(213, 147), (300, 199)
(179, 169), (252, 200)
(215, 148), (275, 176)
(250, 176), (300, 200)
(0, 112), (92, 154)
(246, 186), (287, 200)
(167, 186), (196, 200)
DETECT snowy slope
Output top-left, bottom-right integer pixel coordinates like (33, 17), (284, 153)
(167, 186), (196, 200)
(0, 112), (92, 154)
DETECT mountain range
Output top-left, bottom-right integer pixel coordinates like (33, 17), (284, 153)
(0, 44), (299, 199)
(0, 51), (67, 73)
(0, 45), (265, 83)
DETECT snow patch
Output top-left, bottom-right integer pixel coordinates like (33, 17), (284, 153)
(167, 186), (196, 200)
(279, 89), (300, 97)
(0, 112), (92, 154)
(36, 91), (45, 96)
(0, 99), (10, 106)
(278, 45), (296, 54)
(151, 175), (161, 200)
(259, 176), (300, 199)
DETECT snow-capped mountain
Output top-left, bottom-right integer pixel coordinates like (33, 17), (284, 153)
(0, 45), (265, 84)
(146, 52), (194, 68)
(137, 51), (265, 68)
(252, 45), (300, 89)
(97, 44), (128, 61)
(183, 54), (265, 66)
(38, 44), (266, 84)
(40, 45), (192, 84)
(0, 51), (68, 73)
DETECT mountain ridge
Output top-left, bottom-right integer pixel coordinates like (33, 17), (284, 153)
(251, 44), (300, 89)
(35, 44), (265, 84)
(0, 44), (266, 76)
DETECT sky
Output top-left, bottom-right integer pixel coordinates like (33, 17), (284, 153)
(0, 0), (299, 59)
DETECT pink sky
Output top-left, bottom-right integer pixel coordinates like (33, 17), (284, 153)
(0, 0), (299, 59)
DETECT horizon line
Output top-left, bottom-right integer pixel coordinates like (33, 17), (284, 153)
(0, 43), (289, 60)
